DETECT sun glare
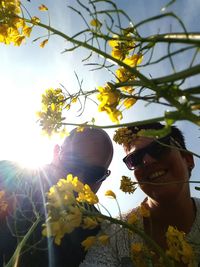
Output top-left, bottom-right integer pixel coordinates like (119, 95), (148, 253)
(9, 133), (62, 169)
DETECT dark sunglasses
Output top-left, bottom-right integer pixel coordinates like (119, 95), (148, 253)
(123, 136), (178, 170)
(81, 167), (111, 184)
(60, 155), (111, 184)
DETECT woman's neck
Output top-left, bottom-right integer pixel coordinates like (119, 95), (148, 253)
(145, 195), (196, 233)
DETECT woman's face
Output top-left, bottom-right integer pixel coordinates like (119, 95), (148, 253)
(125, 136), (194, 203)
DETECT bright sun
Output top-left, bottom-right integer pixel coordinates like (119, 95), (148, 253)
(6, 131), (62, 169)
(0, 79), (64, 169)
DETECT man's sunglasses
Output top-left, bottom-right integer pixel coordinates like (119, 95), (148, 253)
(60, 155), (111, 184)
(123, 136), (180, 170)
(81, 166), (111, 184)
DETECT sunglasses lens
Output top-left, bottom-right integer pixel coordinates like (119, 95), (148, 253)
(123, 150), (144, 170)
(123, 136), (171, 170)
(149, 137), (171, 159)
(78, 166), (110, 184)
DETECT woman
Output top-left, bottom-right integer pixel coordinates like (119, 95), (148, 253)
(80, 123), (200, 267)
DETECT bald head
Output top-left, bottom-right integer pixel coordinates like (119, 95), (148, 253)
(60, 127), (113, 169)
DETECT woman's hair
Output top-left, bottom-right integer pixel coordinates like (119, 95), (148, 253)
(127, 122), (186, 149)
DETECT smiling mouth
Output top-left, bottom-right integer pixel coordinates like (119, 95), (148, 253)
(148, 170), (167, 181)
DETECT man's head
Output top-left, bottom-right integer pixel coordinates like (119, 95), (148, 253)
(117, 122), (194, 202)
(54, 127), (113, 192)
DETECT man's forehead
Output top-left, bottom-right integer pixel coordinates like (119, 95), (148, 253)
(125, 136), (154, 153)
(61, 143), (111, 167)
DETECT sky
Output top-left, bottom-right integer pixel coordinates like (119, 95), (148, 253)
(0, 0), (200, 216)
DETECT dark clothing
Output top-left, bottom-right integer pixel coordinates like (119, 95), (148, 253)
(0, 160), (100, 267)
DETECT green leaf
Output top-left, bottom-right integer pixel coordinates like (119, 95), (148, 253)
(137, 126), (171, 139)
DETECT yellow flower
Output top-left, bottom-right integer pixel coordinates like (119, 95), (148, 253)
(77, 184), (99, 205)
(105, 190), (116, 199)
(81, 236), (96, 251)
(37, 87), (67, 135)
(76, 126), (85, 132)
(43, 174), (88, 246)
(99, 106), (122, 123)
(38, 4), (48, 11)
(123, 98), (137, 109)
(166, 226), (194, 266)
(42, 220), (62, 244)
(31, 16), (40, 25)
(67, 206), (82, 229)
(40, 39), (48, 48)
(71, 97), (77, 103)
(98, 235), (110, 245)
(71, 176), (84, 192)
(116, 67), (135, 83)
(65, 104), (70, 110)
(0, 1), (33, 46)
(108, 35), (135, 60)
(120, 176), (137, 194)
(97, 84), (122, 123)
(138, 204), (150, 218)
(90, 19), (102, 28)
(22, 25), (32, 37)
(123, 54), (143, 67)
(97, 85), (120, 107)
(108, 108), (122, 123)
(131, 243), (143, 253)
(113, 128), (135, 147)
(83, 217), (99, 229)
(127, 212), (138, 224)
(43, 206), (82, 245)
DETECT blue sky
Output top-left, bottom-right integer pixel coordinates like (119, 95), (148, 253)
(0, 0), (199, 216)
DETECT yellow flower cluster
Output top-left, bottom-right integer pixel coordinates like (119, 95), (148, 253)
(82, 234), (109, 251)
(127, 211), (138, 224)
(0, 0), (32, 45)
(116, 54), (143, 94)
(37, 88), (66, 135)
(97, 33), (142, 123)
(42, 174), (99, 245)
(90, 18), (102, 28)
(76, 184), (99, 205)
(113, 127), (135, 147)
(108, 34), (135, 61)
(166, 225), (195, 267)
(38, 4), (48, 11)
(120, 176), (137, 194)
(97, 83), (122, 123)
(105, 190), (116, 199)
(131, 242), (154, 267)
(0, 190), (8, 214)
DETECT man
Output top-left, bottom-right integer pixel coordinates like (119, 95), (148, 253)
(0, 127), (113, 267)
(81, 123), (200, 267)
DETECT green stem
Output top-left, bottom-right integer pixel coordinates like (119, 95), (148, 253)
(115, 64), (200, 88)
(136, 33), (200, 45)
(23, 18), (153, 88)
(152, 64), (200, 84)
(62, 115), (166, 129)
(5, 216), (40, 267)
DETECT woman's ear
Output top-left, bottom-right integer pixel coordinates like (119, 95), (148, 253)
(182, 151), (194, 170)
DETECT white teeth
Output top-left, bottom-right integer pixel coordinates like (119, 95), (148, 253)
(149, 170), (166, 180)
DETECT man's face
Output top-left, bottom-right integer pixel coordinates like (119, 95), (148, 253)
(58, 154), (111, 194)
(56, 129), (113, 193)
(124, 136), (193, 202)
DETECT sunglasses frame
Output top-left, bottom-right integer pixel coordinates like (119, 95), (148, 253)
(60, 155), (111, 184)
(123, 136), (180, 170)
